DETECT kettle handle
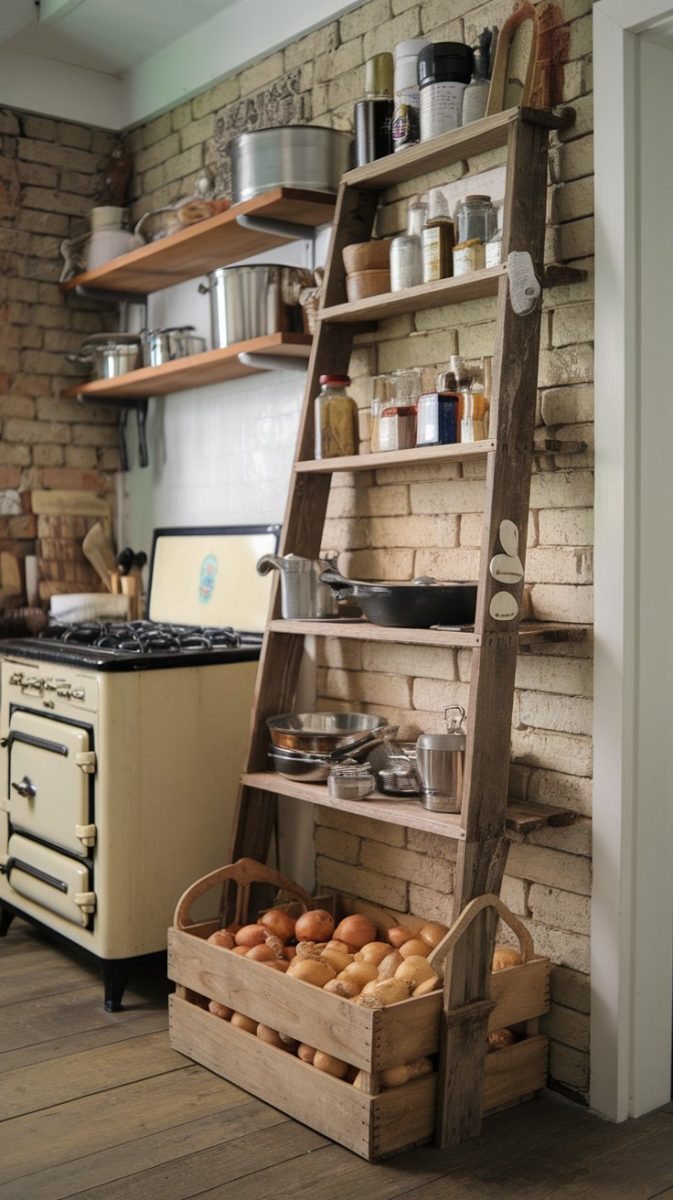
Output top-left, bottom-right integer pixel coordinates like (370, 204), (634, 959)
(256, 554), (283, 576)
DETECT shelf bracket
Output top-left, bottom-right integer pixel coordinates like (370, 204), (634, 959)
(237, 352), (308, 375)
(72, 285), (148, 305)
(235, 212), (316, 245)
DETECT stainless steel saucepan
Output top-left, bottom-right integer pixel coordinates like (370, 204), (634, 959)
(140, 326), (206, 367)
(67, 333), (142, 379)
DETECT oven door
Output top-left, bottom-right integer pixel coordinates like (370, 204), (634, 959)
(5, 833), (94, 927)
(6, 711), (95, 857)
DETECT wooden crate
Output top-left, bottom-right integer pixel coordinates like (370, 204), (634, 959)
(167, 862), (549, 1160)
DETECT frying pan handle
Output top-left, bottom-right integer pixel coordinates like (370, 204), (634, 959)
(319, 567), (374, 599)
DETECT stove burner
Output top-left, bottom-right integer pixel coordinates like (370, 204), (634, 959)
(39, 619), (245, 657)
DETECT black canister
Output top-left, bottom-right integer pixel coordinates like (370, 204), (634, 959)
(354, 98), (394, 166)
(418, 42), (474, 141)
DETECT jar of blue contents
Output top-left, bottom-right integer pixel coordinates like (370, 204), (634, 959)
(416, 370), (459, 445)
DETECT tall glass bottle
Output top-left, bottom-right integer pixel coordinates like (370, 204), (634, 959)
(390, 198), (427, 291)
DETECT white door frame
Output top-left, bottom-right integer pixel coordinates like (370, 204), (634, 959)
(593, 0), (673, 1120)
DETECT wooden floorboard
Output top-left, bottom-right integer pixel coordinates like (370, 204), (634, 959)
(1, 916), (673, 1200)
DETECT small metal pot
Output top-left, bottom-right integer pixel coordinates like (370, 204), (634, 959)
(141, 326), (206, 367)
(67, 334), (142, 379)
(257, 553), (338, 619)
(229, 126), (353, 204)
(198, 265), (306, 348)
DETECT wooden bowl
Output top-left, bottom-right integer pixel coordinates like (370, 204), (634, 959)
(342, 238), (393, 274)
(345, 269), (390, 302)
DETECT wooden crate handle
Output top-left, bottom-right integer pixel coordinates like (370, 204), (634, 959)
(173, 856), (313, 930)
(428, 892), (535, 973)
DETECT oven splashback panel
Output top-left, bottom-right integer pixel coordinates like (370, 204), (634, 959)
(148, 526), (279, 631)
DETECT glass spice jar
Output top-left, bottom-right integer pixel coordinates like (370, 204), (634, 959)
(314, 374), (359, 459)
(390, 198), (427, 291)
(454, 194), (497, 244)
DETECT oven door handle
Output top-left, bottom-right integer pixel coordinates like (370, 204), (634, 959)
(3, 856), (68, 893)
(5, 731), (69, 757)
(11, 776), (37, 800)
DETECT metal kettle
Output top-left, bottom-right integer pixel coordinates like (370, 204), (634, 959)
(257, 553), (339, 619)
(415, 706), (466, 813)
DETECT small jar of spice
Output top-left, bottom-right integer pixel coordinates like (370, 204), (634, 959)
(314, 375), (359, 460)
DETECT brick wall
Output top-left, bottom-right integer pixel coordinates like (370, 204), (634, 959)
(0, 109), (121, 603)
(6, 0), (594, 1099)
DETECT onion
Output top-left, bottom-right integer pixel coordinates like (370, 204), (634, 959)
(386, 925), (415, 948)
(232, 945), (248, 955)
(295, 909), (334, 942)
(418, 921), (448, 949)
(296, 940), (323, 961)
(398, 938), (431, 959)
(381, 1057), (433, 1089)
(377, 950), (403, 980)
(395, 955), (437, 988)
(333, 914), (377, 950)
(313, 1050), (348, 1078)
(260, 907), (296, 941)
(234, 923), (268, 947)
(320, 948), (353, 972)
(245, 943), (277, 962)
(207, 999), (232, 1019)
(487, 1028), (516, 1052)
(492, 946), (523, 971)
(354, 941), (392, 966)
(412, 975), (440, 996)
(262, 959), (289, 971)
(297, 1043), (316, 1063)
(283, 945), (297, 961)
(365, 978), (411, 1006)
(324, 939), (354, 954)
(337, 961), (378, 988)
(207, 929), (235, 950)
(323, 978), (360, 999)
(286, 958), (336, 987)
(230, 1012), (258, 1034)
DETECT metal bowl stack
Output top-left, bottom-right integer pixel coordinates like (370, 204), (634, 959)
(267, 712), (390, 782)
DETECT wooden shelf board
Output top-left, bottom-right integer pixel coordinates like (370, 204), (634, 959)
(267, 619), (588, 648)
(320, 268), (505, 324)
(505, 799), (578, 835)
(296, 440), (495, 475)
(60, 188), (336, 295)
(60, 334), (312, 401)
(319, 264), (587, 327)
(267, 619), (481, 647)
(341, 106), (573, 192)
(242, 771), (466, 839)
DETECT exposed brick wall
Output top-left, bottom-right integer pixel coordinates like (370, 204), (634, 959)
(0, 108), (122, 602)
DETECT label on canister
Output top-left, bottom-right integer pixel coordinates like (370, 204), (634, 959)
(392, 102), (420, 149)
(420, 83), (467, 140)
(453, 241), (486, 276)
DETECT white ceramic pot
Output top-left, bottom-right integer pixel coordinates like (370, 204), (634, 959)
(90, 206), (127, 232)
(86, 230), (143, 271)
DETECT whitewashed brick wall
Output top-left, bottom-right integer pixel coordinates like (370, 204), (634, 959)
(128, 0), (594, 1102)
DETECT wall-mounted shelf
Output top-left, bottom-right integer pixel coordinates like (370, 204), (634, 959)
(266, 619), (588, 648)
(60, 188), (335, 296)
(296, 440), (494, 474)
(60, 333), (313, 402)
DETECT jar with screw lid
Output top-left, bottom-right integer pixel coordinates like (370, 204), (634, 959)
(314, 375), (359, 459)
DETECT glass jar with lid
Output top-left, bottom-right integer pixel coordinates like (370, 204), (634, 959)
(454, 194), (497, 245)
(314, 375), (359, 459)
(390, 197), (428, 291)
(370, 373), (395, 453)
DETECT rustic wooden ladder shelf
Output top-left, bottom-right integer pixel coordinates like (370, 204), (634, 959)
(228, 105), (581, 1152)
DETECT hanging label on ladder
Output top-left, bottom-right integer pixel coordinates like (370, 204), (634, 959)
(506, 251), (541, 315)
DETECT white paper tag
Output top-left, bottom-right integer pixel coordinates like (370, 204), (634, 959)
(499, 519), (519, 557)
(489, 591), (519, 621)
(507, 251), (541, 315)
(490, 553), (524, 584)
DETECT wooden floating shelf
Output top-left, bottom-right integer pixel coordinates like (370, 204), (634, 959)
(267, 619), (588, 648)
(296, 439), (494, 474)
(319, 264), (587, 327)
(342, 105), (574, 191)
(60, 334), (312, 402)
(242, 772), (576, 838)
(60, 188), (336, 295)
(242, 771), (466, 838)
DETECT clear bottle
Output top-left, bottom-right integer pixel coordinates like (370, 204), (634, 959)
(485, 204), (504, 268)
(422, 191), (454, 283)
(314, 374), (359, 459)
(460, 364), (489, 443)
(461, 46), (490, 126)
(390, 198), (428, 291)
(370, 373), (395, 453)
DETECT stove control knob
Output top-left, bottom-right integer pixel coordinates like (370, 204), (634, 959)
(56, 686), (72, 699)
(22, 678), (44, 692)
(9, 672), (24, 686)
(71, 688), (85, 701)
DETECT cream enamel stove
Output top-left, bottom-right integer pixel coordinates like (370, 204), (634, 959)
(0, 524), (278, 1010)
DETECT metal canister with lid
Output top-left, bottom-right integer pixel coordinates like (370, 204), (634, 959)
(415, 705), (466, 812)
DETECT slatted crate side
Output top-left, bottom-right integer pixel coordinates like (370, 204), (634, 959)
(168, 925), (441, 1071)
(169, 993), (432, 1160)
(488, 957), (550, 1030)
(482, 1035), (548, 1114)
